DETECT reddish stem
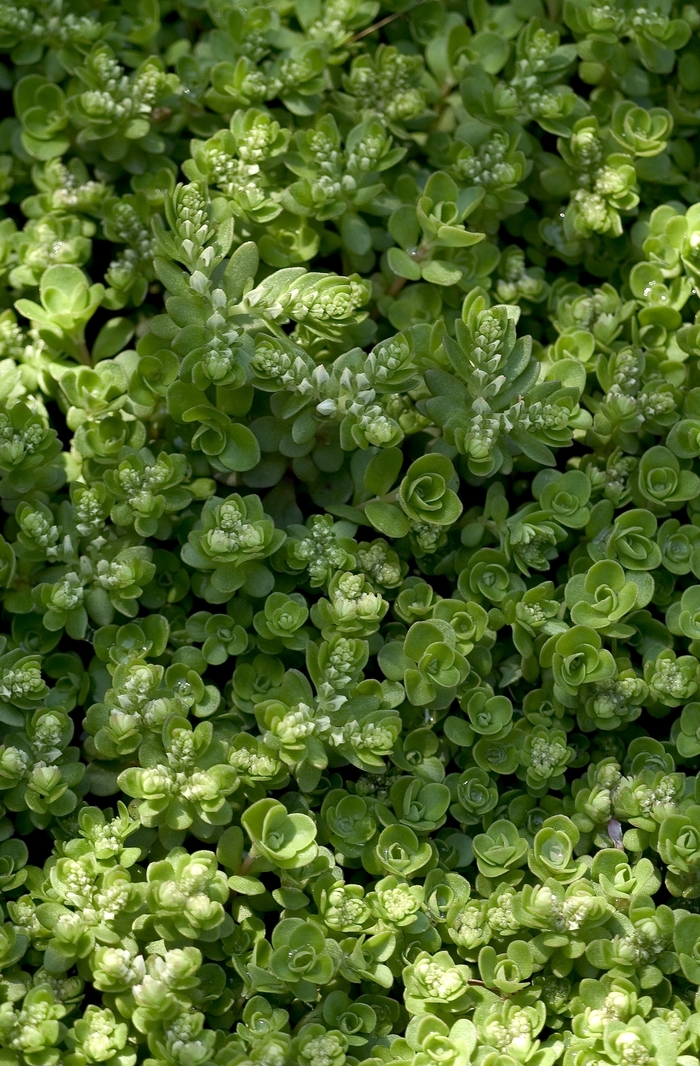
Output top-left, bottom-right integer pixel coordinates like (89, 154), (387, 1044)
(350, 0), (431, 43)
(239, 853), (255, 876)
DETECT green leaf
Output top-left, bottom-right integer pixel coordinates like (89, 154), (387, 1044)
(364, 448), (403, 496)
(387, 247), (422, 281)
(365, 501), (411, 538)
(219, 423), (262, 471)
(509, 427), (556, 466)
(224, 241), (260, 301)
(388, 205), (420, 250)
(216, 826), (244, 870)
(153, 257), (190, 296)
(92, 318), (135, 362)
(229, 875), (267, 895)
(341, 214), (372, 256)
(421, 260), (463, 285)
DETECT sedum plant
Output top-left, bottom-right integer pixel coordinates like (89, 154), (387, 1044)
(5, 0), (700, 1064)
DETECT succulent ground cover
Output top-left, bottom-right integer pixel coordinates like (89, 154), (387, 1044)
(5, 0), (700, 1065)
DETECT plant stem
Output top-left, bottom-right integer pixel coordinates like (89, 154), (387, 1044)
(388, 276), (408, 298)
(76, 340), (91, 366)
(239, 853), (255, 875)
(356, 488), (399, 511)
(349, 0), (433, 43)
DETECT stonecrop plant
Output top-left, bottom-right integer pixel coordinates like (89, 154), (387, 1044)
(8, 0), (700, 1065)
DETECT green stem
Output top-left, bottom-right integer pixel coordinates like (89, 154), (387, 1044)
(76, 340), (91, 366)
(356, 489), (399, 511)
(292, 1004), (323, 1033)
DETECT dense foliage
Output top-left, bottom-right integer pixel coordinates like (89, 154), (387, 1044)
(6, 1), (700, 1065)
